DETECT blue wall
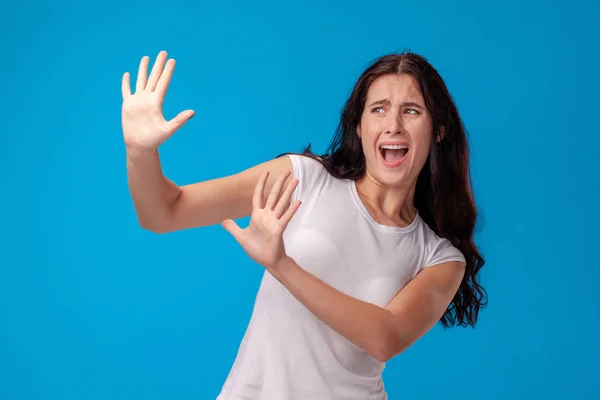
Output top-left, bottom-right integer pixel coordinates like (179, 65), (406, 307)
(1, 0), (598, 398)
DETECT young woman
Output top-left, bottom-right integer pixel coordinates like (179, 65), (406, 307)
(122, 50), (487, 400)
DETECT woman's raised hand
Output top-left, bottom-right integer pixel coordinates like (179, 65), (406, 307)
(222, 170), (302, 272)
(121, 50), (195, 152)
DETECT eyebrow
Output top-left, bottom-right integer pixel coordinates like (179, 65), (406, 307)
(367, 98), (425, 109)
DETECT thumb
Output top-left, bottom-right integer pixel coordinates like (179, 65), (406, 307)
(222, 219), (243, 242)
(166, 109), (195, 132)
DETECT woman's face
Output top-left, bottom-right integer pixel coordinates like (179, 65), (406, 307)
(357, 73), (435, 189)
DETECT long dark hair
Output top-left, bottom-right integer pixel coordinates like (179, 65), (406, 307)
(278, 50), (487, 328)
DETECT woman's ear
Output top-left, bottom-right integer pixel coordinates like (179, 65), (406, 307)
(357, 124), (362, 138)
(436, 126), (446, 142)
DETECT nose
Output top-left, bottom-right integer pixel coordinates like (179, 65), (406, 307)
(385, 114), (404, 135)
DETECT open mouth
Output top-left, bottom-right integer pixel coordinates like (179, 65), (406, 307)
(379, 144), (409, 166)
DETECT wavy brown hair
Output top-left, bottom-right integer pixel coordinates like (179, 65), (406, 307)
(278, 50), (487, 328)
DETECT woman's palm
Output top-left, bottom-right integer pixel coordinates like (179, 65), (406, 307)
(121, 51), (194, 151)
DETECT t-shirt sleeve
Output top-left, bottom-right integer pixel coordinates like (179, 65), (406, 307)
(286, 154), (327, 203)
(425, 237), (466, 268)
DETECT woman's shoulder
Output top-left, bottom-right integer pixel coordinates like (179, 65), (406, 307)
(284, 153), (329, 202)
(418, 218), (466, 267)
(286, 153), (328, 179)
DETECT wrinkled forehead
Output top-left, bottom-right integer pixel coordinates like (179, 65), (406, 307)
(366, 73), (424, 103)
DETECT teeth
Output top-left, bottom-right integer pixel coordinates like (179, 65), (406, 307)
(380, 144), (408, 150)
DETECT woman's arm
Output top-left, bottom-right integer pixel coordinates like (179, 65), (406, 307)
(271, 258), (465, 362)
(126, 146), (181, 232)
(127, 151), (294, 233)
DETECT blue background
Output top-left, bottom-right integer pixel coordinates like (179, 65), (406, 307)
(1, 0), (599, 399)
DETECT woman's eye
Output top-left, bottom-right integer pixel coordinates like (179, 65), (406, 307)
(405, 108), (420, 115)
(372, 107), (384, 113)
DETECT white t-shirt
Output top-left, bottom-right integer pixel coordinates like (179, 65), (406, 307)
(217, 154), (466, 400)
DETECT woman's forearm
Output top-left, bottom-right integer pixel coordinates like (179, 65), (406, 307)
(271, 257), (402, 362)
(126, 146), (181, 232)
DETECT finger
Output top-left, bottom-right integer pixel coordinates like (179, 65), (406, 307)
(222, 219), (244, 243)
(165, 109), (195, 134)
(265, 170), (292, 210)
(273, 178), (298, 219)
(136, 56), (150, 92)
(146, 51), (168, 91)
(252, 171), (270, 210)
(281, 200), (302, 226)
(122, 72), (131, 100)
(155, 58), (176, 99)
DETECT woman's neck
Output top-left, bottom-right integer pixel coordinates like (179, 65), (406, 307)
(355, 174), (418, 228)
